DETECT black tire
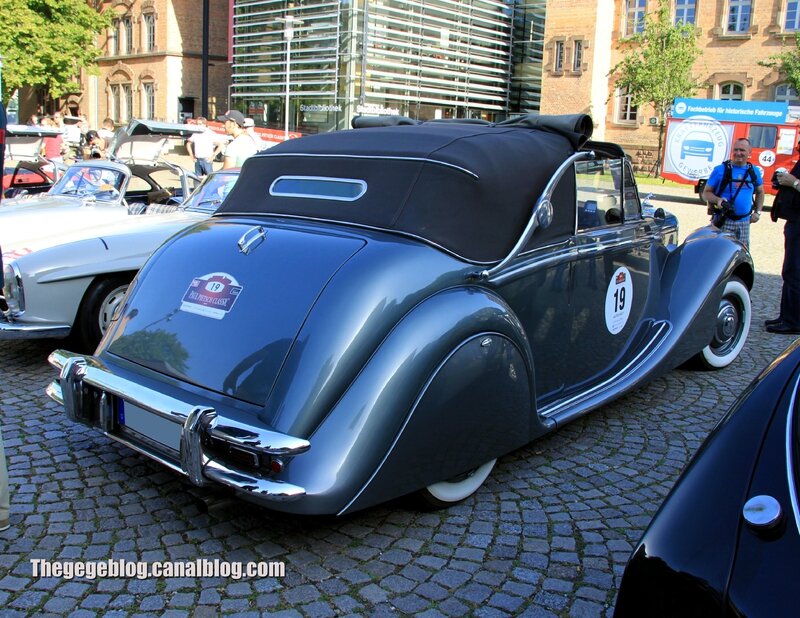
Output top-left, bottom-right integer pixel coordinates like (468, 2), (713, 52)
(691, 276), (751, 370)
(73, 276), (131, 352)
(416, 459), (496, 509)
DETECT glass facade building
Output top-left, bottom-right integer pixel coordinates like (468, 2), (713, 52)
(230, 0), (546, 134)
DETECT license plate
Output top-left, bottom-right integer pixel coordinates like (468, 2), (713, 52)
(118, 400), (182, 452)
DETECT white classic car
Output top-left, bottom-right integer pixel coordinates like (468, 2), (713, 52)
(1, 145), (239, 350)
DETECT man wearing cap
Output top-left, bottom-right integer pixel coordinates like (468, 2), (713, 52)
(217, 110), (258, 169)
(243, 117), (266, 152)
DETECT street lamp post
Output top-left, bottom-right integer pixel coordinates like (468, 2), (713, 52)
(278, 16), (302, 141)
(0, 54), (4, 102)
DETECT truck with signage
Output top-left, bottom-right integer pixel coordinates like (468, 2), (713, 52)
(661, 97), (800, 199)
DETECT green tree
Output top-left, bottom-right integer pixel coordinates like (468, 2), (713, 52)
(0, 0), (110, 104)
(609, 0), (701, 174)
(759, 33), (800, 94)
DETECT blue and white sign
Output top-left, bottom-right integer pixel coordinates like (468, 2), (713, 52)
(672, 98), (789, 124)
(664, 116), (733, 180)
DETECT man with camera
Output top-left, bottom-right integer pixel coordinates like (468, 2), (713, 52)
(702, 137), (764, 248)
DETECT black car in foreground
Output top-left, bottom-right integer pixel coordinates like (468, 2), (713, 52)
(615, 339), (800, 617)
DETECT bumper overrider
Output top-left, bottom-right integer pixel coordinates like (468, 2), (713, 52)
(46, 349), (309, 502)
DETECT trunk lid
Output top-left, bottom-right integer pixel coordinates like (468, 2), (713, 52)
(105, 218), (366, 405)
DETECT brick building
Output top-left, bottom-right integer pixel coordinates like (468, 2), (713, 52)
(540, 0), (800, 170)
(70, 0), (231, 129)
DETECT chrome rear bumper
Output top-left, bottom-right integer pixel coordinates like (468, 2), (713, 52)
(47, 349), (308, 502)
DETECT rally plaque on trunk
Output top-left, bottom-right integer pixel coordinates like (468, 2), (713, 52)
(180, 272), (243, 320)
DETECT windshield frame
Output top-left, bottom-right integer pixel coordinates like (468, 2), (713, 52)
(182, 170), (240, 214)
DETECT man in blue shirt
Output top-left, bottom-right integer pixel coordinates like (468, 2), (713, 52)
(702, 137), (765, 248)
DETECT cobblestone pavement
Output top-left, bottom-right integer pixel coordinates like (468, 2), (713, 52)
(0, 190), (793, 617)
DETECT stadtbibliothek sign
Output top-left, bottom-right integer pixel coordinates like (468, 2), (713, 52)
(356, 104), (400, 116)
(300, 104), (342, 113)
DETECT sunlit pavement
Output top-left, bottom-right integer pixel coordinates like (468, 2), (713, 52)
(0, 185), (792, 617)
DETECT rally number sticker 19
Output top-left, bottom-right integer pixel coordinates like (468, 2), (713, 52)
(180, 272), (243, 320)
(605, 267), (633, 335)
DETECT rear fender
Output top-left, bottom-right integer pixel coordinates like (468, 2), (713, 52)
(277, 287), (540, 515)
(341, 329), (534, 514)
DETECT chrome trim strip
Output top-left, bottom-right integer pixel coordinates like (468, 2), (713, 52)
(101, 427), (188, 477)
(203, 458), (306, 501)
(489, 243), (576, 285)
(45, 381), (64, 405)
(255, 153), (480, 179)
(269, 175), (368, 202)
(484, 151), (593, 279)
(47, 349), (309, 502)
(786, 373), (800, 537)
(0, 320), (71, 340)
(214, 212), (495, 266)
(541, 321), (672, 424)
(206, 415), (311, 456)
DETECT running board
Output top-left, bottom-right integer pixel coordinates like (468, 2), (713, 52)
(540, 320), (672, 428)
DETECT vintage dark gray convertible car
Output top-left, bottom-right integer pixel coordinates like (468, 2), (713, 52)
(47, 114), (754, 515)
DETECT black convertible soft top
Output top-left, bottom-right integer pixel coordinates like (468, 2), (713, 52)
(217, 114), (593, 263)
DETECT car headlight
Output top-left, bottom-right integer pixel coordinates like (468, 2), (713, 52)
(2, 261), (25, 315)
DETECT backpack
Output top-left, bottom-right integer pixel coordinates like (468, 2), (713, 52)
(717, 160), (758, 197)
(711, 160), (759, 222)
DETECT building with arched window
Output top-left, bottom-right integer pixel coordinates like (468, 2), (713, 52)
(540, 0), (800, 170)
(64, 0), (800, 167)
(75, 0), (231, 129)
